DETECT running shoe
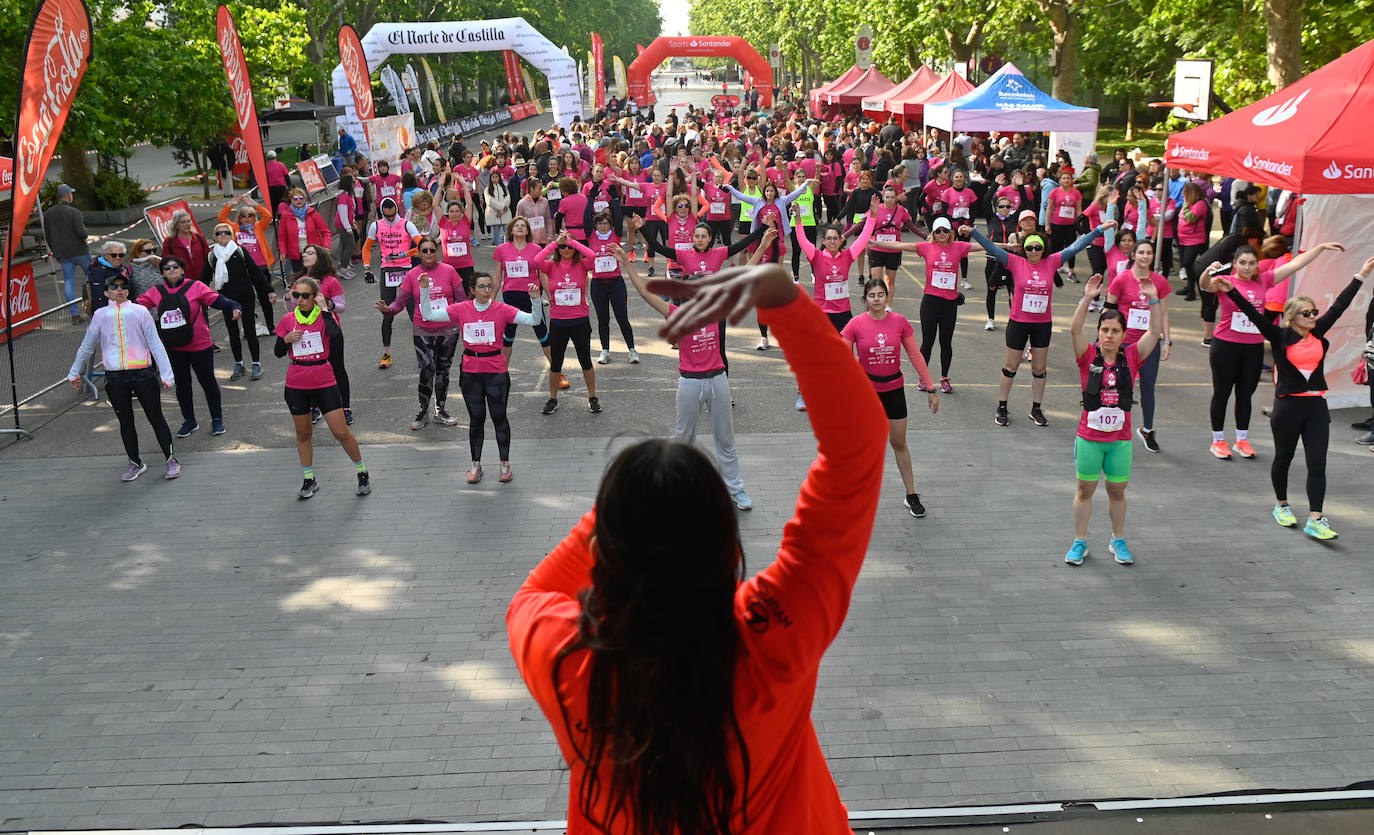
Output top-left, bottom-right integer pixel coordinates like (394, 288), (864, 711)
(466, 462), (483, 484)
(434, 408), (459, 426)
(915, 379), (931, 392)
(1201, 337), (1213, 348)
(1352, 416), (1374, 430)
(732, 490), (753, 510)
(229, 363), (246, 381)
(1356, 432), (1374, 445)
(1234, 439), (1257, 459)
(597, 349), (611, 365)
(904, 493), (926, 518)
(378, 352), (392, 369)
(647, 265), (655, 277)
(939, 378), (953, 394)
(297, 478), (318, 500)
(559, 374), (570, 390)
(410, 410), (428, 430)
(994, 405), (1009, 426)
(176, 419), (199, 438)
(1303, 516), (1338, 541)
(1109, 536), (1134, 565)
(211, 419), (226, 436)
(628, 349), (640, 364)
(588, 397), (602, 414)
(356, 471), (371, 496)
(1029, 407), (1049, 427)
(344, 408), (353, 425)
(541, 397), (559, 415)
(961, 278), (972, 290)
(211, 343), (221, 353)
(795, 393), (807, 412)
(984, 319), (995, 331)
(756, 337), (770, 350)
(310, 406), (321, 425)
(164, 458), (181, 480)
(121, 461), (148, 482)
(1137, 427), (1160, 453)
(1088, 298), (1104, 313)
(1210, 440), (1232, 459)
(1024, 348), (1033, 363)
(1272, 503), (1298, 528)
(1065, 539), (1088, 566)
(250, 363), (263, 381)
(499, 461), (514, 482)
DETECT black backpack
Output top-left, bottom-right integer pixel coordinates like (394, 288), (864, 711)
(155, 282), (195, 348)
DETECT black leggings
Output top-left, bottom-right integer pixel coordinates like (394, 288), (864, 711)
(414, 333), (458, 411)
(920, 294), (958, 377)
(1179, 243), (1207, 291)
(1269, 396), (1330, 511)
(548, 317), (593, 372)
(223, 305), (259, 363)
(459, 370), (512, 461)
(329, 330), (350, 408)
(790, 224), (818, 278)
(590, 277), (635, 351)
(1050, 224), (1077, 269)
(822, 194), (842, 223)
(708, 219), (733, 248)
(1086, 244), (1107, 277)
(985, 257), (1012, 319)
(168, 348), (222, 422)
(1209, 339), (1264, 432)
(502, 290), (549, 346)
(105, 368), (173, 464)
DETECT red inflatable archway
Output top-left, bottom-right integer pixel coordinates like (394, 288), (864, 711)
(627, 36), (773, 109)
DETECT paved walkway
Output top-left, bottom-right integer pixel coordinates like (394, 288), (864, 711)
(3, 419), (1373, 828)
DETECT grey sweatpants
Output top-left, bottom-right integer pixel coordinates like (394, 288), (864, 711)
(675, 373), (744, 494)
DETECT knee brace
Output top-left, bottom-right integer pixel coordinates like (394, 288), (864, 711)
(1032, 371), (1048, 379)
(1002, 367), (1017, 378)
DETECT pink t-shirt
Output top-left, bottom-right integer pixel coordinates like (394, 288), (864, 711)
(668, 304), (726, 375)
(673, 246), (731, 276)
(494, 241), (542, 293)
(1076, 343), (1142, 442)
(1105, 246), (1132, 282)
(1083, 202), (1107, 243)
(557, 193), (590, 239)
(438, 216), (475, 269)
(370, 173), (402, 204)
(536, 240), (593, 320)
(996, 185), (1021, 211)
(1048, 187), (1082, 226)
(941, 186), (977, 224)
(701, 183), (732, 221)
(334, 192), (356, 229)
(1007, 252), (1064, 324)
(841, 312), (915, 393)
(1176, 199), (1209, 245)
(923, 179), (948, 211)
(1214, 271), (1274, 345)
(808, 247), (858, 313)
(137, 280), (225, 353)
(235, 225), (266, 266)
(621, 172), (651, 207)
(1106, 270), (1169, 345)
(393, 263), (464, 332)
(585, 230), (622, 278)
(582, 180), (614, 215)
(914, 241), (974, 301)
(665, 214), (696, 266)
(275, 309), (336, 390)
(869, 205), (911, 251)
(448, 300), (518, 374)
(1145, 197), (1175, 239)
(319, 275), (345, 331)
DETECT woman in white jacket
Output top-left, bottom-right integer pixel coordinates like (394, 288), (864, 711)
(485, 176), (513, 247)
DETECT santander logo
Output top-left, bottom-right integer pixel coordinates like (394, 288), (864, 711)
(1324, 161), (1342, 180)
(1242, 151), (1295, 177)
(1251, 89), (1309, 127)
(1321, 161), (1374, 180)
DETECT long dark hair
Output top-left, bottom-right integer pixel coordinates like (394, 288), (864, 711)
(554, 439), (751, 834)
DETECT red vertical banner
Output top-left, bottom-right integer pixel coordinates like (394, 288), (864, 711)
(591, 32), (606, 109)
(502, 50), (522, 104)
(217, 5), (272, 219)
(6, 0), (92, 268)
(0, 262), (43, 342)
(337, 24), (374, 121)
(513, 55), (528, 101)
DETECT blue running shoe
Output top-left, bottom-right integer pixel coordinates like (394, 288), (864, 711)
(1065, 539), (1088, 566)
(1109, 536), (1134, 565)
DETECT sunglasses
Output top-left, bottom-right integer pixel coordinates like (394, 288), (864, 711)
(108, 284), (130, 291)
(291, 291), (315, 299)
(215, 230), (232, 236)
(139, 248), (155, 255)
(161, 263), (182, 271)
(1024, 245), (1044, 252)
(418, 247), (438, 254)
(997, 203), (1011, 209)
(1298, 308), (1319, 317)
(108, 252), (125, 258)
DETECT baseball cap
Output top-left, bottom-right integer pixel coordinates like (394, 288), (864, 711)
(266, 150), (277, 159)
(56, 184), (75, 197)
(1018, 209), (1038, 223)
(931, 217), (952, 232)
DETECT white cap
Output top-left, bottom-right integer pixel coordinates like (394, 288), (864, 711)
(931, 217), (952, 232)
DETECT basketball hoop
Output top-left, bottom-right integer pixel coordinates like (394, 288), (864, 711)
(1148, 101), (1195, 111)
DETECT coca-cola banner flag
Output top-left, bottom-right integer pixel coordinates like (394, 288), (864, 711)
(502, 50), (522, 103)
(297, 158), (326, 194)
(337, 24), (374, 122)
(0, 262), (43, 343)
(6, 0), (92, 267)
(0, 157), (12, 192)
(217, 5), (272, 217)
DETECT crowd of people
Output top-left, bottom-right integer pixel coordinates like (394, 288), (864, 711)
(65, 93), (1374, 545)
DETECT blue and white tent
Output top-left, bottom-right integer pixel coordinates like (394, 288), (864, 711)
(923, 63), (1098, 133)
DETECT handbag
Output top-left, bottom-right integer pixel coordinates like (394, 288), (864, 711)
(1355, 363), (1369, 386)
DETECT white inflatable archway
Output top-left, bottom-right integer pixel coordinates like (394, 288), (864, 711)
(330, 18), (582, 139)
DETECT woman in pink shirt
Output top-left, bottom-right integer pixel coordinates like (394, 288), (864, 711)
(842, 277), (939, 518)
(494, 216), (552, 367)
(1047, 171), (1083, 272)
(514, 179), (554, 246)
(418, 270), (546, 485)
(1175, 182), (1211, 300)
(1105, 239), (1173, 452)
(887, 218), (974, 392)
(438, 189), (478, 295)
(534, 232), (600, 415)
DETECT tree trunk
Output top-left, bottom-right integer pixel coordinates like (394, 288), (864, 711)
(1124, 97), (1136, 142)
(58, 139), (96, 211)
(1045, 0), (1080, 102)
(944, 20), (985, 65)
(1262, 0), (1303, 89)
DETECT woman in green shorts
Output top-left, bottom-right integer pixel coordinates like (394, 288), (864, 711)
(1066, 272), (1161, 567)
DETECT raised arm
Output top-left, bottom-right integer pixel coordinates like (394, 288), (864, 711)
(1071, 274), (1104, 360)
(615, 244), (671, 317)
(724, 224), (766, 257)
(846, 213), (877, 260)
(1274, 241), (1345, 283)
(1061, 221), (1118, 260)
(1314, 260), (1371, 336)
(967, 227), (1011, 266)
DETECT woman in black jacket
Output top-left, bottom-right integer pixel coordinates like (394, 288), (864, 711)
(1219, 251), (1372, 541)
(206, 222), (277, 381)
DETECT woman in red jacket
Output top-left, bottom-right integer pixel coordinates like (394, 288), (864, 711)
(508, 262), (888, 834)
(161, 211), (210, 285)
(277, 188), (332, 278)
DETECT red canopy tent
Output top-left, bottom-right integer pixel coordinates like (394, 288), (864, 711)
(885, 71), (976, 120)
(859, 64), (940, 119)
(1163, 38), (1374, 193)
(809, 65), (864, 116)
(823, 66), (893, 107)
(1164, 38), (1374, 408)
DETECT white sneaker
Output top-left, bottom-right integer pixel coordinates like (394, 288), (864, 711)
(984, 319), (995, 331)
(961, 279), (972, 290)
(795, 393), (807, 412)
(597, 349), (611, 365)
(628, 349), (640, 364)
(255, 322), (270, 337)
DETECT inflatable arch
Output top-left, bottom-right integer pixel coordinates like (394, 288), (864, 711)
(627, 36), (773, 109)
(331, 18), (583, 138)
